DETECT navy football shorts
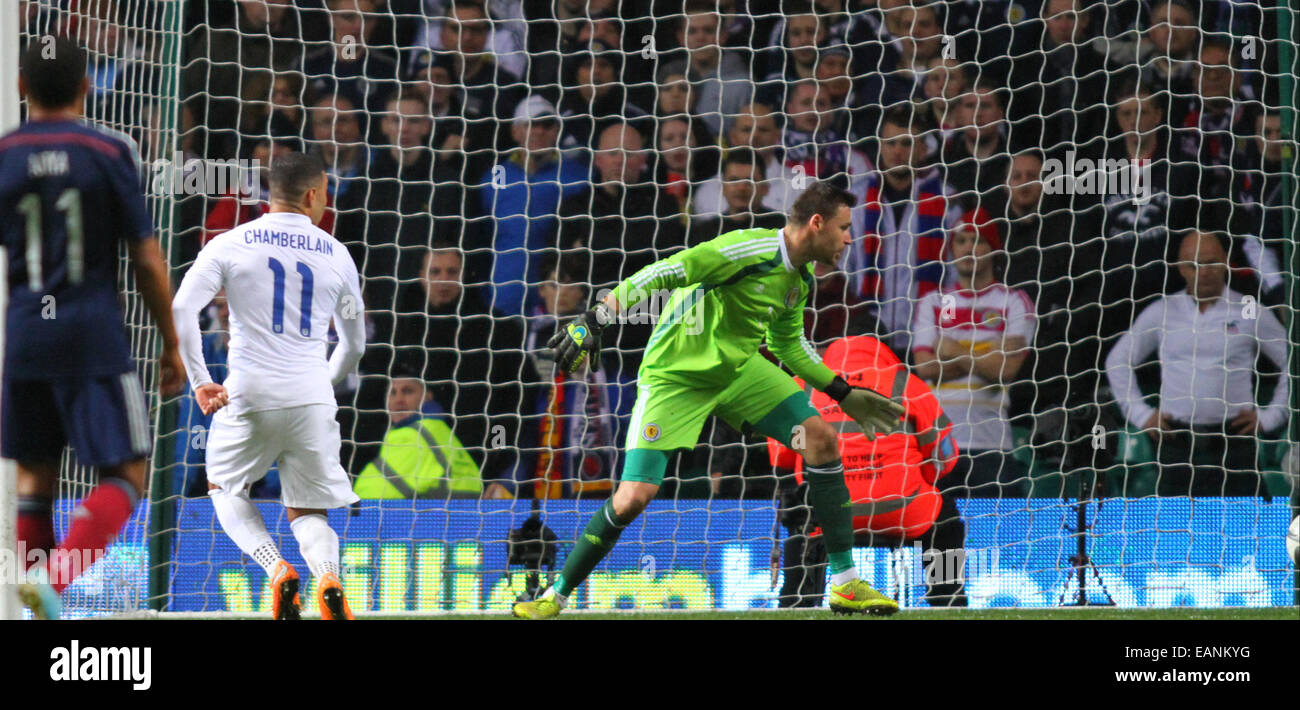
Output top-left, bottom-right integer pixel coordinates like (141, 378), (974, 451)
(2, 372), (152, 467)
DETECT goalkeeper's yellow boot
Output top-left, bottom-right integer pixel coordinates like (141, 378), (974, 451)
(512, 593), (564, 619)
(17, 567), (61, 620)
(829, 579), (899, 616)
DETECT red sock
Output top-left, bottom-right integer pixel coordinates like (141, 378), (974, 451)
(17, 496), (56, 567)
(47, 479), (137, 594)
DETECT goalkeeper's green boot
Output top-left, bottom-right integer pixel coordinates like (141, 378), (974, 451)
(829, 579), (899, 616)
(512, 595), (564, 620)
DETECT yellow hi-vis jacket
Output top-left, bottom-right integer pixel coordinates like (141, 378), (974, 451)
(353, 416), (483, 499)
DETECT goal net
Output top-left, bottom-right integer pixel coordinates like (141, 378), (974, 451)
(4, 0), (184, 617)
(20, 0), (1300, 616)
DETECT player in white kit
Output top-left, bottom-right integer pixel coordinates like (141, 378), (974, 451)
(172, 153), (366, 619)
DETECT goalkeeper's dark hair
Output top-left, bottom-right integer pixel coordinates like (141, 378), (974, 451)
(268, 151), (326, 205)
(789, 182), (854, 226)
(20, 37), (87, 109)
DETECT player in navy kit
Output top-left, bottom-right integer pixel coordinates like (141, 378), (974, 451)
(0, 38), (183, 618)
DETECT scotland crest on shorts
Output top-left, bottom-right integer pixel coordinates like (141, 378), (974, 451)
(642, 423), (661, 442)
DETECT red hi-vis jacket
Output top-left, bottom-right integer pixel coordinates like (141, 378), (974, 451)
(768, 335), (959, 539)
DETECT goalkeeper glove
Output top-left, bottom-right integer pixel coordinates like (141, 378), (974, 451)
(547, 303), (614, 374)
(823, 376), (906, 441)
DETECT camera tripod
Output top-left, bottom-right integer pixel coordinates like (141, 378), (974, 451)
(1058, 466), (1116, 606)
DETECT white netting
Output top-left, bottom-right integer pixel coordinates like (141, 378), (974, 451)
(23, 0), (1298, 614)
(13, 0), (183, 617)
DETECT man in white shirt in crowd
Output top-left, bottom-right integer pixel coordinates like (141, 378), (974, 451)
(913, 210), (1036, 497)
(1105, 231), (1289, 497)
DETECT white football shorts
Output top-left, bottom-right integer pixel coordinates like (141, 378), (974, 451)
(205, 404), (360, 509)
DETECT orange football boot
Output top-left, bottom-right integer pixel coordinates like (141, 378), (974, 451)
(317, 572), (354, 620)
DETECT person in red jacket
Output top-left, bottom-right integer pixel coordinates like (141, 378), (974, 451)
(768, 334), (968, 607)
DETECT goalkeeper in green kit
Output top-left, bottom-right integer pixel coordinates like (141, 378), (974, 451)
(513, 183), (906, 618)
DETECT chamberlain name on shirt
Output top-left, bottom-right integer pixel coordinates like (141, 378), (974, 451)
(245, 229), (334, 255)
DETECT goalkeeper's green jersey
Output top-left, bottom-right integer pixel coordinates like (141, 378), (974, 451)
(609, 227), (837, 390)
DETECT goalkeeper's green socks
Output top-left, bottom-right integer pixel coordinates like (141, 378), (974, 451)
(804, 459), (860, 585)
(552, 499), (632, 600)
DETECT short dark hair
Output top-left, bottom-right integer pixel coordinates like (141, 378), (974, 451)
(723, 147), (766, 177)
(790, 182), (854, 225)
(538, 249), (590, 285)
(880, 105), (922, 133)
(21, 37), (87, 109)
(268, 152), (326, 205)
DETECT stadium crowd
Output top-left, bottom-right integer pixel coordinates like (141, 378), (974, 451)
(32, 0), (1290, 500)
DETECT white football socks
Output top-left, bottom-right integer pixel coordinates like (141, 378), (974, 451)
(209, 488), (283, 576)
(290, 513), (340, 580)
(830, 569), (859, 587)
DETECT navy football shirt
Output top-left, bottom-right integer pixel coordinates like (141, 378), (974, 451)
(0, 118), (154, 378)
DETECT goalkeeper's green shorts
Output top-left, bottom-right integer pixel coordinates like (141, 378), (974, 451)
(621, 353), (818, 485)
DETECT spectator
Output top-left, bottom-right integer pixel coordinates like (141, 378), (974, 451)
(1143, 0), (1201, 96)
(755, 6), (828, 108)
(559, 122), (685, 288)
(1230, 112), (1287, 306)
(913, 211), (1035, 498)
(941, 80), (1012, 211)
(657, 0), (754, 138)
(307, 94), (372, 205)
(656, 116), (718, 217)
(688, 148), (786, 246)
(855, 2), (944, 124)
(523, 0), (609, 101)
(991, 150), (1103, 418)
(770, 335), (965, 607)
(916, 56), (968, 138)
(1086, 79), (1197, 359)
(476, 96), (588, 316)
(525, 251), (618, 498)
(366, 243), (538, 484)
(778, 80), (873, 208)
(693, 103), (790, 217)
(1002, 0), (1109, 155)
(406, 53), (470, 156)
(244, 73), (312, 143)
(352, 370), (487, 499)
(335, 89), (452, 315)
(300, 0), (401, 120)
(1174, 38), (1259, 203)
(655, 69), (692, 119)
(847, 106), (954, 354)
(182, 0), (308, 158)
(1105, 231), (1288, 497)
(558, 40), (651, 152)
(412, 0), (529, 81)
(429, 0), (525, 169)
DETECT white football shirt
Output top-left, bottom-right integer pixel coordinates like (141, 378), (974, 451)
(913, 282), (1038, 452)
(172, 211), (366, 414)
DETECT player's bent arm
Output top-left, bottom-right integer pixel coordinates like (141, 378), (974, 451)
(606, 238), (749, 313)
(765, 305), (836, 390)
(912, 347), (941, 382)
(171, 248), (225, 390)
(968, 336), (1028, 382)
(328, 271), (366, 385)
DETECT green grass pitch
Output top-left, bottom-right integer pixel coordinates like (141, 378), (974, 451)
(370, 607), (1299, 621)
